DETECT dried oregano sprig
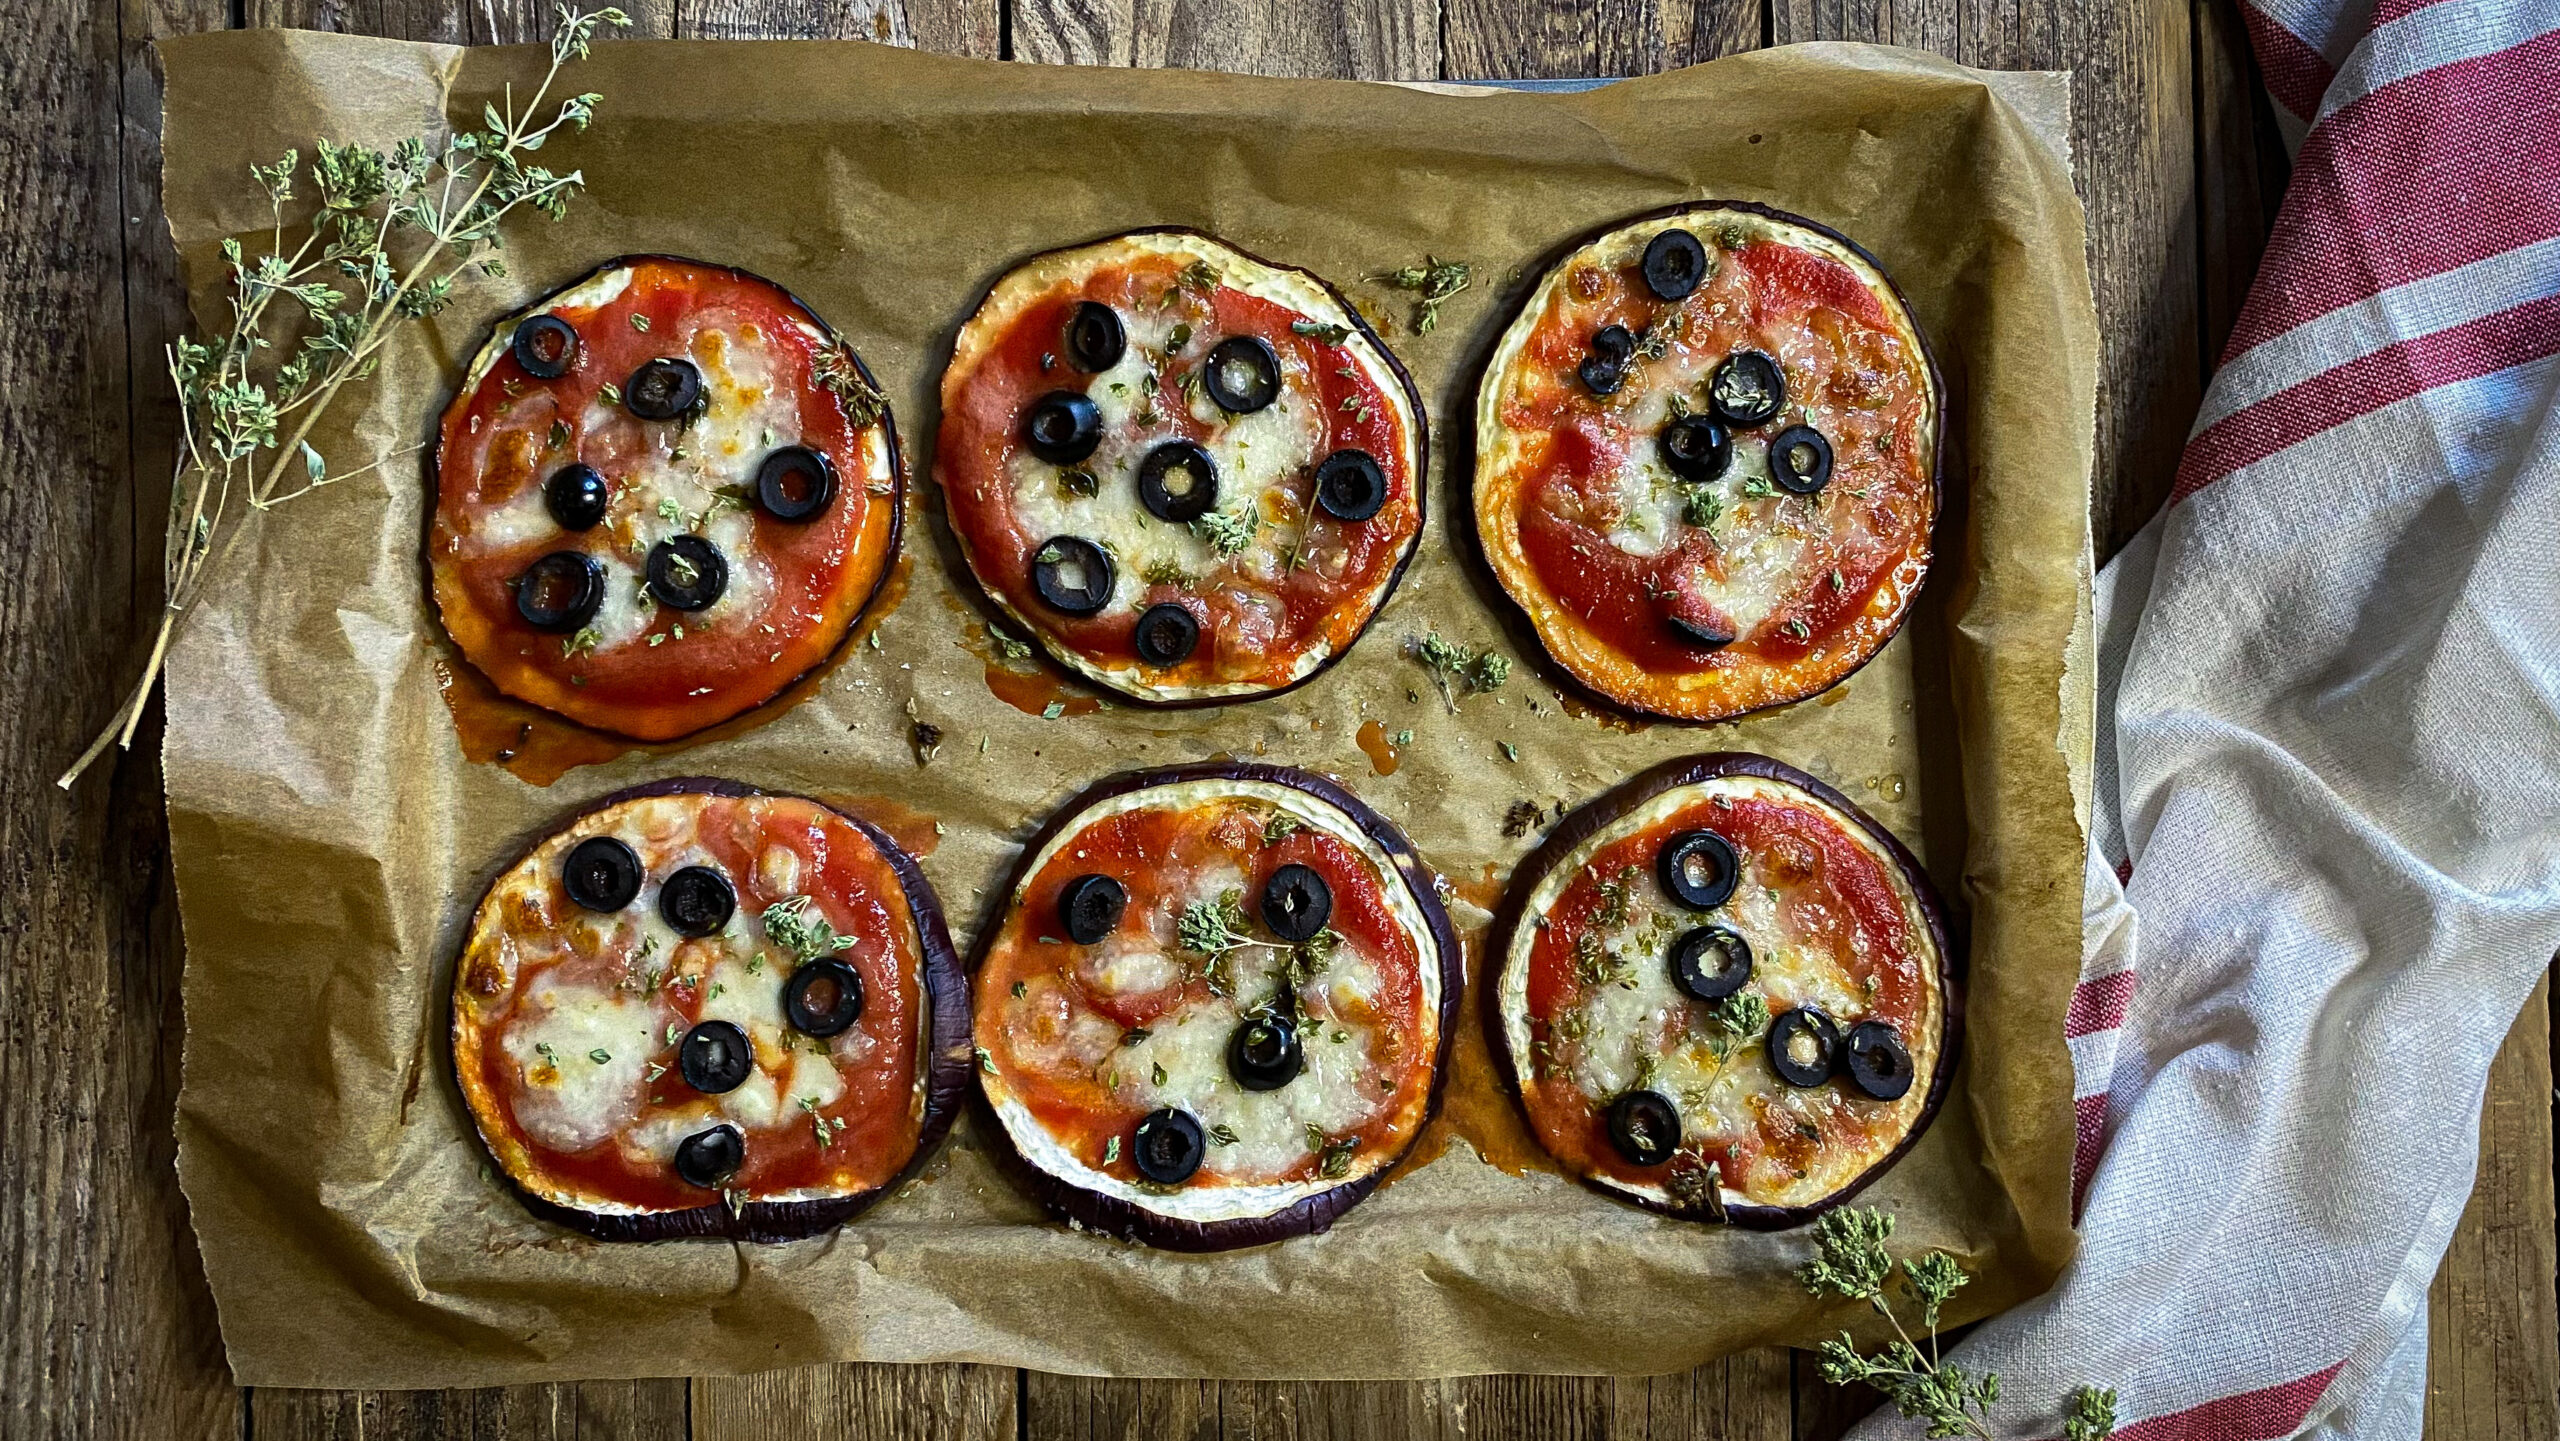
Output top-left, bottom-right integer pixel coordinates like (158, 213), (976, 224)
(1800, 1207), (2115, 1441)
(59, 5), (630, 788)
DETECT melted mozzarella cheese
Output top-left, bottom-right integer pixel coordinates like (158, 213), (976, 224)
(503, 981), (662, 1153)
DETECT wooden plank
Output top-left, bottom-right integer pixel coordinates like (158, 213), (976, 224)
(694, 1364), (1015, 1440)
(2425, 978), (2558, 1441)
(2191, 0), (2284, 374)
(1010, 0), (1436, 78)
(1439, 0), (1762, 78)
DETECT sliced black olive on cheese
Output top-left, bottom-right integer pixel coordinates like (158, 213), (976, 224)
(1131, 1107), (1206, 1184)
(1203, 336), (1282, 414)
(1606, 1089), (1681, 1166)
(511, 313), (578, 379)
(1578, 354), (1626, 396)
(673, 1124), (745, 1189)
(1063, 301), (1126, 373)
(1132, 603), (1201, 668)
(624, 357), (704, 421)
(783, 957), (865, 1038)
(1260, 863), (1333, 942)
(658, 864), (736, 938)
(1665, 614), (1737, 651)
(1023, 390), (1104, 464)
(1660, 414), (1732, 483)
(1227, 1013), (1304, 1092)
(678, 1019), (753, 1094)
(1769, 425), (1833, 494)
(1843, 1020), (1914, 1101)
(755, 445), (839, 522)
(513, 550), (604, 633)
(562, 835), (643, 912)
(1641, 229), (1708, 301)
(1669, 925), (1753, 1002)
(1767, 1006), (1841, 1088)
(1591, 324), (1636, 362)
(543, 463), (610, 532)
(1029, 535), (1114, 616)
(1057, 873), (1128, 944)
(1708, 350), (1785, 427)
(1136, 439), (1219, 523)
(1657, 829), (1740, 910)
(646, 534), (728, 612)
(1313, 448), (1388, 522)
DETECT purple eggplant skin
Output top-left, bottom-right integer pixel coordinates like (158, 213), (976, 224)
(1463, 200), (1947, 728)
(457, 776), (971, 1244)
(969, 761), (1464, 1252)
(941, 228), (1431, 710)
(1485, 752), (1962, 1231)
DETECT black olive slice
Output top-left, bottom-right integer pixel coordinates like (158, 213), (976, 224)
(1641, 228), (1709, 301)
(1709, 350), (1786, 427)
(1769, 424), (1833, 494)
(755, 445), (838, 522)
(658, 865), (736, 938)
(1227, 1014), (1304, 1092)
(1260, 863), (1333, 942)
(1591, 324), (1635, 361)
(1057, 873), (1127, 945)
(1133, 603), (1201, 668)
(1843, 1020), (1914, 1101)
(625, 357), (704, 421)
(513, 550), (604, 633)
(1660, 414), (1731, 483)
(1203, 336), (1282, 414)
(1665, 614), (1737, 651)
(1606, 1089), (1681, 1167)
(511, 313), (578, 379)
(1313, 448), (1388, 522)
(673, 1124), (745, 1189)
(543, 464), (610, 532)
(1578, 354), (1626, 396)
(1135, 440), (1219, 523)
(1767, 1006), (1841, 1088)
(1023, 390), (1103, 464)
(1657, 829), (1740, 910)
(783, 956), (865, 1038)
(646, 534), (728, 612)
(678, 1019), (753, 1094)
(1064, 301), (1127, 373)
(561, 835), (642, 912)
(1131, 1107), (1206, 1184)
(1030, 536), (1114, 616)
(1669, 926), (1753, 1002)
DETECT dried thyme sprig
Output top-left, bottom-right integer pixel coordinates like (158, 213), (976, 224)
(1377, 255), (1471, 333)
(59, 4), (630, 788)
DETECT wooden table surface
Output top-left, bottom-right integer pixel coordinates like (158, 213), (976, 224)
(4, 0), (2551, 1435)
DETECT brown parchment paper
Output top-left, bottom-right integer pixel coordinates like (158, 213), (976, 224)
(158, 29), (2097, 1389)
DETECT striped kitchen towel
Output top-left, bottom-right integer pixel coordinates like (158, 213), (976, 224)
(1859, 1), (2560, 1437)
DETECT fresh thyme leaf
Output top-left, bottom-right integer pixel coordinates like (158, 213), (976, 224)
(1262, 812), (1301, 846)
(1056, 466), (1099, 499)
(1177, 259), (1220, 294)
(1290, 318), (1352, 344)
(1151, 1061), (1167, 1086)
(628, 312), (650, 332)
(975, 1046), (997, 1076)
(1121, 1028), (1152, 1047)
(762, 894), (855, 963)
(1103, 1134), (1122, 1166)
(1207, 1123), (1239, 1147)
(2064, 1386), (2118, 1441)
(587, 1047), (611, 1064)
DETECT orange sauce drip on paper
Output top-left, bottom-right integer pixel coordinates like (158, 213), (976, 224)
(1554, 689), (1653, 734)
(953, 617), (1108, 719)
(1385, 916), (1555, 1185)
(1818, 683), (1852, 706)
(1354, 719), (1404, 776)
(819, 792), (942, 859)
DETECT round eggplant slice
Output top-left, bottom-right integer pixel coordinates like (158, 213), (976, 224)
(1769, 425), (1833, 495)
(1660, 414), (1731, 484)
(969, 761), (1460, 1251)
(756, 445), (839, 522)
(1489, 752), (1957, 1230)
(659, 864), (736, 937)
(1132, 603), (1202, 668)
(1058, 873), (1128, 944)
(561, 835), (642, 912)
(1029, 536), (1114, 616)
(450, 778), (969, 1243)
(1843, 1020), (1915, 1101)
(1313, 448), (1388, 522)
(544, 463), (610, 531)
(646, 535), (728, 612)
(1023, 390), (1104, 464)
(511, 313), (578, 379)
(1203, 335), (1282, 413)
(784, 957), (865, 1038)
(625, 356), (705, 421)
(1063, 301), (1127, 373)
(1135, 440), (1219, 523)
(1708, 350), (1785, 427)
(679, 1020), (754, 1094)
(1657, 828), (1740, 910)
(1641, 229), (1708, 301)
(514, 551), (605, 633)
(1767, 1007), (1840, 1088)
